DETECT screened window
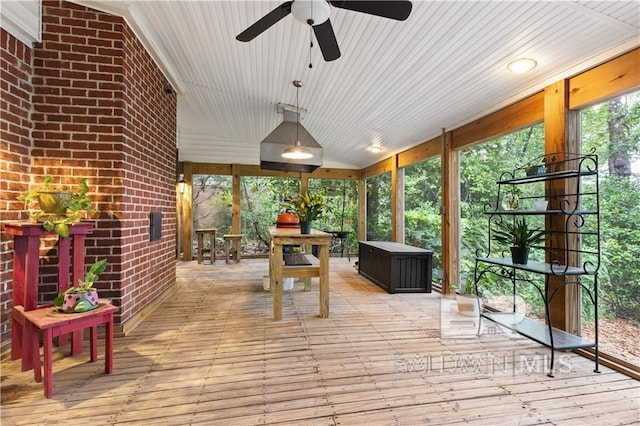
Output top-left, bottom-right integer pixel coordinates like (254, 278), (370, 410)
(404, 157), (442, 272)
(366, 172), (392, 241)
(580, 90), (640, 366)
(459, 124), (545, 314)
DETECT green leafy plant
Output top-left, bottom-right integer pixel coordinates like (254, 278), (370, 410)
(18, 176), (96, 237)
(284, 190), (327, 222)
(450, 279), (476, 295)
(53, 258), (107, 307)
(492, 217), (546, 248)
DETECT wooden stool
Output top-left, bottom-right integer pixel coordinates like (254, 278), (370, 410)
(12, 301), (117, 398)
(196, 228), (217, 264)
(223, 234), (243, 263)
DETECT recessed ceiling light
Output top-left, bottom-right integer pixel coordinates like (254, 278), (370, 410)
(507, 58), (537, 74)
(368, 145), (383, 153)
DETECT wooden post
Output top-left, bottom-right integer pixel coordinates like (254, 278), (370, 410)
(231, 164), (241, 234)
(392, 155), (404, 242)
(181, 162), (193, 262)
(442, 131), (460, 293)
(544, 79), (580, 333)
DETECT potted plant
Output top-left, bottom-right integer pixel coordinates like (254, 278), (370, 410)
(501, 185), (522, 211)
(54, 258), (107, 313)
(492, 217), (547, 265)
(451, 280), (481, 317)
(18, 176), (96, 237)
(284, 191), (326, 234)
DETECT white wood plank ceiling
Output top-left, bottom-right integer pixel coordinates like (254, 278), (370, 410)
(76, 1), (639, 169)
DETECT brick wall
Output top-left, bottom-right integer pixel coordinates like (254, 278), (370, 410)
(0, 1), (177, 351)
(0, 29), (34, 346)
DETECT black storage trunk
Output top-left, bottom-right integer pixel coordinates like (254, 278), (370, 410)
(358, 241), (433, 294)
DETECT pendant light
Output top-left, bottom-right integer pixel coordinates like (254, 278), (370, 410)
(282, 80), (313, 160)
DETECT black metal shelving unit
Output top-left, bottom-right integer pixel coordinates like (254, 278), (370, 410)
(474, 151), (600, 377)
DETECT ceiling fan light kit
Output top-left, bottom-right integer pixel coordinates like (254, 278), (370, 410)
(291, 0), (330, 25)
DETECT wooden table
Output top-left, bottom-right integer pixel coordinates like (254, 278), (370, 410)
(13, 301), (117, 398)
(4, 222), (94, 370)
(269, 228), (331, 320)
(196, 228), (217, 264)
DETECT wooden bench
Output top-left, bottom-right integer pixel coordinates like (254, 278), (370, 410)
(12, 301), (117, 398)
(223, 234), (243, 263)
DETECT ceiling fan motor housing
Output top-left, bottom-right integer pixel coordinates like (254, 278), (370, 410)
(291, 0), (331, 26)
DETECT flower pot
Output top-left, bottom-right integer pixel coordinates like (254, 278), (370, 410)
(300, 221), (312, 234)
(37, 191), (71, 215)
(526, 165), (547, 176)
(455, 293), (482, 317)
(533, 200), (548, 211)
(501, 193), (519, 211)
(60, 290), (99, 313)
(510, 246), (529, 265)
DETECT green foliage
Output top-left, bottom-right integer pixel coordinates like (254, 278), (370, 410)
(18, 176), (96, 238)
(284, 190), (327, 221)
(596, 175), (640, 319)
(451, 279), (475, 295)
(492, 217), (547, 248)
(404, 157), (442, 269)
(53, 258), (107, 307)
(366, 172), (392, 240)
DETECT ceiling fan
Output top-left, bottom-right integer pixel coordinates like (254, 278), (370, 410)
(236, 0), (413, 62)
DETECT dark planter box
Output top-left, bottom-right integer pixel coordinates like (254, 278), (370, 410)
(358, 241), (433, 293)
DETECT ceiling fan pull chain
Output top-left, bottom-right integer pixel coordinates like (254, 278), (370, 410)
(309, 26), (313, 69)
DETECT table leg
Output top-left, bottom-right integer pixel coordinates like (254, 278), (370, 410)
(89, 325), (98, 362)
(197, 233), (204, 264)
(105, 312), (114, 374)
(210, 232), (215, 263)
(28, 322), (42, 383)
(319, 243), (329, 318)
(43, 328), (54, 398)
(273, 244), (283, 320)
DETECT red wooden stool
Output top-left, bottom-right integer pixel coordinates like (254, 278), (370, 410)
(12, 301), (117, 398)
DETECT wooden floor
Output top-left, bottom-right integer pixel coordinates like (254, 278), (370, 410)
(2, 258), (638, 425)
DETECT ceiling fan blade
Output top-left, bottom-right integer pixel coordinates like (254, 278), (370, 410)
(312, 19), (341, 61)
(329, 1), (412, 21)
(236, 1), (293, 42)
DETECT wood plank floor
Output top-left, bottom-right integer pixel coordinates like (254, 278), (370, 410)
(2, 258), (638, 425)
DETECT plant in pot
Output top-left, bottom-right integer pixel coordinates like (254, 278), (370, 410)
(18, 176), (96, 238)
(492, 217), (547, 265)
(284, 191), (326, 234)
(451, 280), (481, 317)
(54, 258), (107, 313)
(501, 185), (522, 211)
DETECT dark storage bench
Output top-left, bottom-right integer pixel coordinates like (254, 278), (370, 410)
(358, 241), (433, 293)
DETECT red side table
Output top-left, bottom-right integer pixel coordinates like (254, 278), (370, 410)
(13, 301), (117, 398)
(5, 222), (94, 371)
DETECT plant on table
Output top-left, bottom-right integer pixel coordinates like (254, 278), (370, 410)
(54, 259), (107, 313)
(18, 175), (96, 237)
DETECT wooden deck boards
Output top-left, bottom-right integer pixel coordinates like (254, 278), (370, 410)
(2, 258), (638, 425)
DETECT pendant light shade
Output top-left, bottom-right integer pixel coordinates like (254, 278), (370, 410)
(260, 79), (323, 173)
(282, 141), (314, 159)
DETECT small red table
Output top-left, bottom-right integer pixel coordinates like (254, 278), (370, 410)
(4, 222), (94, 370)
(13, 301), (117, 398)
